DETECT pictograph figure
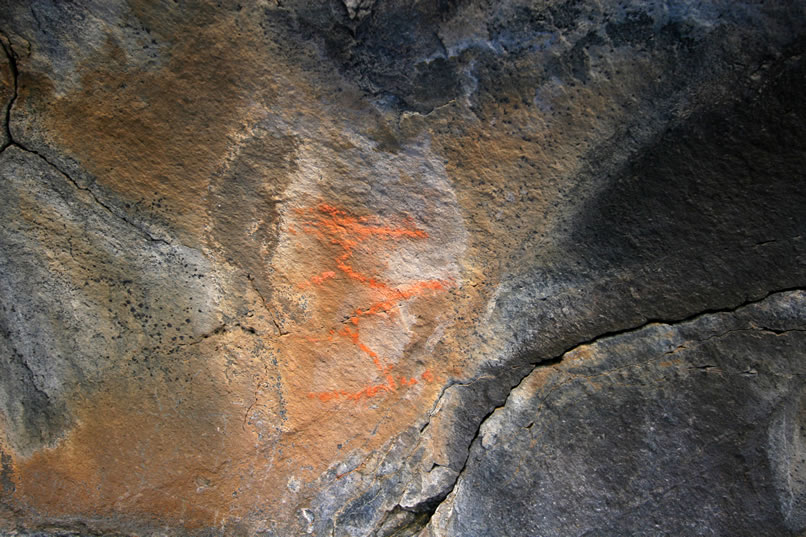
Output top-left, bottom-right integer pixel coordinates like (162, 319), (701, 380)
(285, 203), (449, 402)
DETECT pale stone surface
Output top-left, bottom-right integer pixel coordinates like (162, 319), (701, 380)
(0, 1), (804, 536)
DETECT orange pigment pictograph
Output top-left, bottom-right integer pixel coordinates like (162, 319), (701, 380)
(291, 203), (448, 402)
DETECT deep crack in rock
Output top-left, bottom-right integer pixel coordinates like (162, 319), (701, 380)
(411, 286), (806, 533)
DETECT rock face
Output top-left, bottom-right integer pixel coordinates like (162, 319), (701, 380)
(0, 1), (804, 536)
(429, 290), (806, 537)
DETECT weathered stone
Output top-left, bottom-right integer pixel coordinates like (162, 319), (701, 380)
(426, 290), (806, 537)
(0, 0), (804, 536)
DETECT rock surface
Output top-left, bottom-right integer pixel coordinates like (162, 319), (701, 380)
(0, 1), (804, 536)
(428, 290), (806, 537)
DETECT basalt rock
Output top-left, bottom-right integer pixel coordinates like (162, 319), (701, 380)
(0, 1), (804, 536)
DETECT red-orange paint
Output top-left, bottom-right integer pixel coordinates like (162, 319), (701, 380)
(298, 270), (337, 289)
(292, 203), (450, 402)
